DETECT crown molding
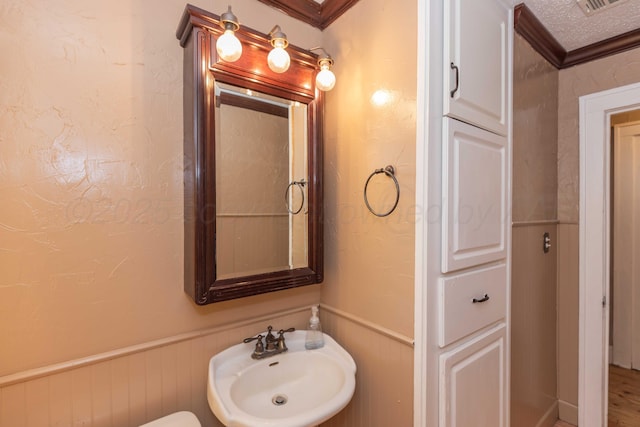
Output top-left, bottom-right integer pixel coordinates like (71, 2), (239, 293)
(513, 4), (565, 68)
(514, 3), (640, 69)
(563, 27), (640, 68)
(257, 0), (360, 30)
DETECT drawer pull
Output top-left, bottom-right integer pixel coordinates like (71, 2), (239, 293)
(472, 294), (490, 303)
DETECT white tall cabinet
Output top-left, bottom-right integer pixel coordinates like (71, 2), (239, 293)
(418, 0), (513, 425)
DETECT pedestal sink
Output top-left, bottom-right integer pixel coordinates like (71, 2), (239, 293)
(207, 330), (356, 427)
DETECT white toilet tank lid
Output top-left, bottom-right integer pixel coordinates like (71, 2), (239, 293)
(139, 411), (201, 427)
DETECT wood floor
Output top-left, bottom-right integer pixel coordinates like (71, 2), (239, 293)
(608, 364), (640, 427)
(551, 365), (640, 427)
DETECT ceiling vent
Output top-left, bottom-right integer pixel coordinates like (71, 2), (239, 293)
(577, 0), (630, 15)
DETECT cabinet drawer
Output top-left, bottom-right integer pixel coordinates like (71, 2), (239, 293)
(439, 263), (506, 347)
(440, 325), (507, 427)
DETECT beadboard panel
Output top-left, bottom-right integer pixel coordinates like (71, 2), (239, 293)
(0, 306), (412, 427)
(319, 308), (414, 427)
(511, 224), (558, 427)
(556, 223), (579, 420)
(0, 309), (310, 427)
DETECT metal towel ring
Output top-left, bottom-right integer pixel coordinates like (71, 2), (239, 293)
(285, 179), (306, 214)
(363, 165), (400, 217)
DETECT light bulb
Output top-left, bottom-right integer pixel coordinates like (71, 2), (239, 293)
(316, 65), (336, 91)
(216, 29), (242, 62)
(268, 46), (290, 73)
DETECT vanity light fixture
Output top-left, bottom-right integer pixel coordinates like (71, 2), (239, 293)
(267, 25), (291, 73)
(311, 47), (336, 91)
(216, 6), (242, 62)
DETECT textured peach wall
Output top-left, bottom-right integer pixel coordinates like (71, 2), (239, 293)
(0, 0), (323, 377)
(320, 0), (417, 338)
(512, 34), (558, 223)
(558, 47), (640, 223)
(511, 34), (559, 427)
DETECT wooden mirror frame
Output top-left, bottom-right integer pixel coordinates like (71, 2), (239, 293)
(176, 4), (324, 304)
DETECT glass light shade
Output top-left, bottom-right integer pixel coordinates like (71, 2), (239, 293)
(267, 46), (290, 73)
(216, 30), (242, 62)
(316, 68), (336, 91)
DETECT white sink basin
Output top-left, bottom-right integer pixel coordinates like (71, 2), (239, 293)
(207, 330), (356, 427)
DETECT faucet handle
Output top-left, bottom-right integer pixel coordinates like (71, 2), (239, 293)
(243, 334), (264, 356)
(276, 327), (296, 351)
(243, 334), (264, 344)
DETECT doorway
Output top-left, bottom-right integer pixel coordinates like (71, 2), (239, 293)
(579, 82), (640, 427)
(608, 115), (640, 425)
(611, 117), (640, 370)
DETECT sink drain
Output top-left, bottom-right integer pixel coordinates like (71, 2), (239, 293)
(272, 394), (288, 406)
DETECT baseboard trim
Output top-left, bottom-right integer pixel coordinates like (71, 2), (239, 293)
(536, 401), (559, 427)
(512, 219), (559, 227)
(320, 303), (415, 347)
(558, 400), (578, 425)
(610, 344), (613, 363)
(0, 305), (310, 388)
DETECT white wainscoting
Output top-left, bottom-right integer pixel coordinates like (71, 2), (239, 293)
(0, 304), (415, 427)
(319, 305), (414, 427)
(0, 308), (310, 427)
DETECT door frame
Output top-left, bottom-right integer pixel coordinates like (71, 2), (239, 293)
(414, 0), (430, 424)
(579, 81), (640, 427)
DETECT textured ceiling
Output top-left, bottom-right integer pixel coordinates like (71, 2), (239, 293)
(523, 0), (640, 51)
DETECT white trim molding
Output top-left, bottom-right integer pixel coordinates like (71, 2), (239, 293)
(511, 219), (559, 227)
(0, 305), (310, 387)
(320, 304), (414, 347)
(578, 81), (640, 427)
(414, 0), (430, 425)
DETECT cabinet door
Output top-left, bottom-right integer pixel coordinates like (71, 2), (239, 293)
(440, 325), (507, 427)
(442, 118), (507, 272)
(444, 0), (510, 136)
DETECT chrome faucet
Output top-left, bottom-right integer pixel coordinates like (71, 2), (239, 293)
(243, 326), (295, 359)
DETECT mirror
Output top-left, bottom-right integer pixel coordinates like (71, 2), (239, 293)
(177, 5), (323, 304)
(214, 82), (308, 279)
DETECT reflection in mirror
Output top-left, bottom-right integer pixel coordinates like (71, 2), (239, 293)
(215, 83), (308, 279)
